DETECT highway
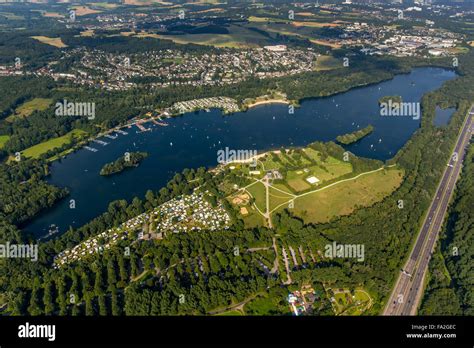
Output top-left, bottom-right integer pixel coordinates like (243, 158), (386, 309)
(384, 106), (474, 316)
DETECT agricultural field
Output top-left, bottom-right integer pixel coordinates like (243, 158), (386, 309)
(87, 2), (119, 9)
(288, 168), (404, 224)
(6, 98), (53, 122)
(291, 21), (340, 28)
(20, 129), (87, 159)
(40, 11), (64, 18)
(79, 30), (95, 37)
(71, 6), (102, 16)
(135, 25), (271, 48)
(31, 36), (67, 48)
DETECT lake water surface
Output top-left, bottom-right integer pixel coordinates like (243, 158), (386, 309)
(24, 67), (456, 238)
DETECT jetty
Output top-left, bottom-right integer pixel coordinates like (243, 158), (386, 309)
(92, 139), (108, 146)
(104, 134), (118, 140)
(84, 146), (98, 152)
(135, 122), (151, 132)
(116, 129), (128, 135)
(152, 119), (169, 127)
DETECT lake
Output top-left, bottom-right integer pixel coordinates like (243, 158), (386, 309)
(24, 67), (456, 238)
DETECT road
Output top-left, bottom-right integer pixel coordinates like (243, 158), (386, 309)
(384, 106), (473, 316)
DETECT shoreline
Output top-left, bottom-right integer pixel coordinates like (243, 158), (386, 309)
(245, 99), (291, 109)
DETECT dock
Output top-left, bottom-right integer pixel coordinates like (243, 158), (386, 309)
(84, 146), (98, 152)
(104, 134), (118, 140)
(92, 139), (108, 146)
(152, 119), (169, 127)
(135, 122), (151, 132)
(116, 129), (128, 135)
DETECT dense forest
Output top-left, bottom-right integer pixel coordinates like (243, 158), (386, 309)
(419, 144), (474, 315)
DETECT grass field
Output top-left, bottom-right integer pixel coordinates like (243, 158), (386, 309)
(288, 168), (404, 223)
(331, 289), (372, 315)
(7, 98), (53, 122)
(242, 206), (265, 228)
(246, 181), (266, 213)
(248, 16), (286, 23)
(269, 186), (294, 211)
(286, 171), (312, 192)
(0, 135), (10, 149)
(31, 36), (67, 48)
(21, 129), (87, 159)
(266, 149), (353, 193)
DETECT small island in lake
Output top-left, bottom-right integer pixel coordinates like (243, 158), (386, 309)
(378, 95), (402, 107)
(100, 152), (148, 176)
(336, 125), (374, 145)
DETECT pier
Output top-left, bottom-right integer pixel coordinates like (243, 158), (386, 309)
(152, 119), (169, 127)
(104, 134), (118, 140)
(84, 146), (98, 152)
(92, 139), (109, 146)
(135, 122), (151, 132)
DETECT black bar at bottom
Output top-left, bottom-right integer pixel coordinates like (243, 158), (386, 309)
(0, 316), (472, 346)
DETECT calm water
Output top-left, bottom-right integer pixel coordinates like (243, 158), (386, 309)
(24, 67), (456, 238)
(434, 106), (456, 126)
